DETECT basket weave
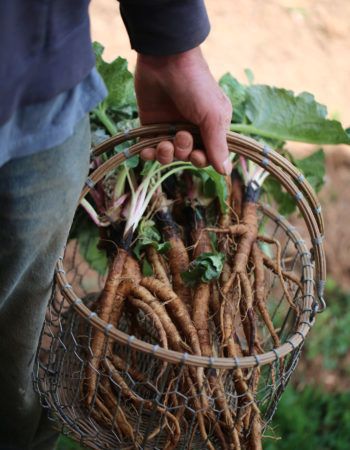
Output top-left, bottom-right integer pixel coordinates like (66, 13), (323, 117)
(34, 125), (326, 449)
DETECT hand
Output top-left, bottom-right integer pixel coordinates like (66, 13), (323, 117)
(135, 47), (233, 175)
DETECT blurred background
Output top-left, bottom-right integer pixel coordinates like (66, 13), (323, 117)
(59, 1), (350, 448)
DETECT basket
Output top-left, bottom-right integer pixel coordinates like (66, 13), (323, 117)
(33, 125), (326, 450)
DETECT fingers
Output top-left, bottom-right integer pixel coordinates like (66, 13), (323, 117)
(140, 141), (174, 164)
(140, 125), (231, 172)
(199, 94), (233, 175)
(155, 141), (174, 165)
(140, 147), (156, 160)
(141, 141), (208, 169)
(174, 131), (193, 161)
(141, 130), (194, 165)
(190, 150), (208, 168)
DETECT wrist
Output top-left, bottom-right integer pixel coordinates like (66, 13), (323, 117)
(137, 47), (204, 72)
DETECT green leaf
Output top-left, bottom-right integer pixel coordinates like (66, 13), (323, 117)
(244, 68), (255, 85)
(93, 41), (104, 60)
(295, 149), (326, 193)
(93, 42), (135, 110)
(266, 386), (350, 450)
(115, 118), (140, 133)
(199, 166), (228, 213)
(140, 160), (159, 177)
(142, 259), (154, 276)
(91, 126), (110, 147)
(133, 220), (170, 260)
(114, 141), (139, 168)
(242, 86), (350, 145)
(263, 178), (297, 215)
(124, 154), (139, 169)
(77, 221), (108, 275)
(56, 435), (85, 450)
(109, 118), (141, 168)
(181, 253), (225, 286)
(219, 73), (247, 122)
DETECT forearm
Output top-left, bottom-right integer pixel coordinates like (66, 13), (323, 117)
(118, 0), (232, 175)
(118, 0), (210, 55)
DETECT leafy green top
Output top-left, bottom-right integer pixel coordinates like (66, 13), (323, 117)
(133, 220), (170, 260)
(181, 253), (225, 286)
(220, 72), (350, 145)
(93, 42), (135, 112)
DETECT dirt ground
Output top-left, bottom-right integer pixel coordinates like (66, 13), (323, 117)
(90, 0), (350, 289)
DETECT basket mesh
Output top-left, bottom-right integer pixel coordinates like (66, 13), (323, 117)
(34, 204), (313, 450)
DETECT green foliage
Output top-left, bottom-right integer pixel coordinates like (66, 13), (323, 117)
(197, 166), (228, 213)
(219, 73), (247, 123)
(142, 259), (154, 276)
(266, 385), (350, 450)
(133, 219), (170, 260)
(56, 435), (85, 450)
(76, 219), (108, 276)
(244, 86), (350, 145)
(263, 178), (297, 216)
(305, 282), (350, 372)
(294, 148), (326, 193)
(244, 68), (255, 85)
(93, 42), (135, 111)
(263, 149), (325, 214)
(219, 71), (347, 214)
(181, 252), (225, 286)
(220, 72), (350, 145)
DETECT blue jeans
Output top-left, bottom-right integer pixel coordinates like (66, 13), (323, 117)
(0, 116), (91, 449)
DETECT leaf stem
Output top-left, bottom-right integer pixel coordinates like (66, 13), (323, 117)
(230, 123), (335, 144)
(114, 166), (128, 200)
(94, 105), (117, 136)
(124, 162), (194, 236)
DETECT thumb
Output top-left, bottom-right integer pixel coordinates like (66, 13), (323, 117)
(199, 112), (232, 175)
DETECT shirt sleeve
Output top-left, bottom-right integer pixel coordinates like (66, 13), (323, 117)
(118, 0), (210, 56)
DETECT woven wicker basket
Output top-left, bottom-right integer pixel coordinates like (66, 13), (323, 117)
(34, 125), (326, 450)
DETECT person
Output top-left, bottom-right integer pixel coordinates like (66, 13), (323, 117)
(0, 1), (232, 449)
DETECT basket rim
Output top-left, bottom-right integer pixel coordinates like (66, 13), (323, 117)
(54, 126), (323, 369)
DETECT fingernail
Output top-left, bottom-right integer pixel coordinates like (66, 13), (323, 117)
(223, 157), (232, 175)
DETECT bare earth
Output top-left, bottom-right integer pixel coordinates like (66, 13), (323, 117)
(90, 0), (350, 288)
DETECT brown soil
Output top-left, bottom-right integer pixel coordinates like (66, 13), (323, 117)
(90, 0), (350, 288)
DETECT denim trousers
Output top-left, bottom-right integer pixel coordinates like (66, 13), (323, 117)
(0, 116), (91, 449)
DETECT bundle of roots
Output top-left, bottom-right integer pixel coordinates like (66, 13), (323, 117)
(82, 169), (301, 450)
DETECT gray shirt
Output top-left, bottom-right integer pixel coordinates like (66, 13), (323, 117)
(0, 68), (107, 168)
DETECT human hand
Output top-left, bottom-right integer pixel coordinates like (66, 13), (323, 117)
(135, 47), (233, 175)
